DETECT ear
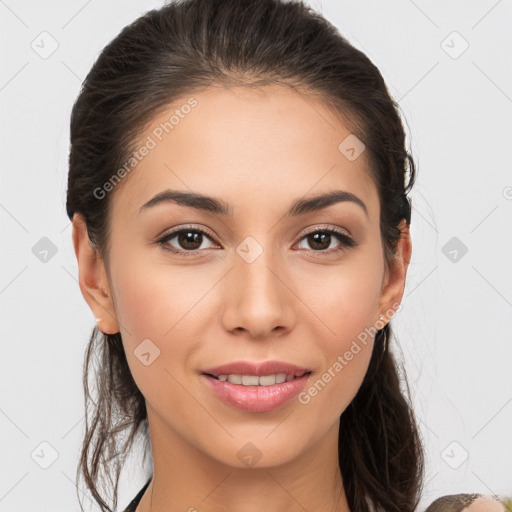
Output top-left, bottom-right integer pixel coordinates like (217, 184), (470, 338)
(377, 218), (412, 323)
(71, 213), (120, 335)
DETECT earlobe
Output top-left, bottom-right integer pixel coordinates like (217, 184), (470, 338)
(72, 213), (120, 335)
(377, 219), (412, 322)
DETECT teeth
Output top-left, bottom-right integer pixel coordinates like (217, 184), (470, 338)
(227, 374), (242, 384)
(241, 375), (259, 386)
(214, 373), (307, 386)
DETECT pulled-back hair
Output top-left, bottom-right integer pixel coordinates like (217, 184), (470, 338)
(424, 493), (482, 512)
(65, 1), (424, 510)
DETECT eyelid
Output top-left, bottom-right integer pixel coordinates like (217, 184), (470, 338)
(299, 223), (351, 238)
(158, 224), (220, 243)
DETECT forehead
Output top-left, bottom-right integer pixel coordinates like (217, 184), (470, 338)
(111, 84), (378, 220)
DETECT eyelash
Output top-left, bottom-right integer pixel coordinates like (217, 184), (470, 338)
(156, 224), (358, 257)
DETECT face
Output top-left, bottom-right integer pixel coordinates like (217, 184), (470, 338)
(73, 84), (409, 469)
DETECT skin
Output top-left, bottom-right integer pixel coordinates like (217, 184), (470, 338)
(465, 497), (506, 512)
(72, 84), (411, 512)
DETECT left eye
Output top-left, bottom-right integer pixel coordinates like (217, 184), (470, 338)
(296, 229), (356, 253)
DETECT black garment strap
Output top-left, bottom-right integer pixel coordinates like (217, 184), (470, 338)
(123, 477), (152, 512)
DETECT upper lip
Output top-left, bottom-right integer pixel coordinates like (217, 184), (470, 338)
(202, 360), (311, 377)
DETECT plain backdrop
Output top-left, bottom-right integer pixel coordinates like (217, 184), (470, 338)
(1, 0), (511, 510)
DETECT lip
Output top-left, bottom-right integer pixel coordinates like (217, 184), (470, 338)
(200, 360), (312, 413)
(201, 373), (311, 413)
(201, 360), (310, 377)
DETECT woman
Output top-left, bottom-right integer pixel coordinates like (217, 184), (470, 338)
(66, 0), (424, 510)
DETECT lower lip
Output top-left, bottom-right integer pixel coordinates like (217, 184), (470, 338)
(201, 373), (311, 413)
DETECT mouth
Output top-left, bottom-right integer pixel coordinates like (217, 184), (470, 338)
(201, 368), (312, 413)
(203, 370), (311, 386)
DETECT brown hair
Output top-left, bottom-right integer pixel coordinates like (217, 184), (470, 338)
(425, 494), (482, 512)
(65, 0), (424, 510)
(425, 494), (509, 512)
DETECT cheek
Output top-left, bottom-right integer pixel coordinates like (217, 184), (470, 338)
(294, 248), (384, 343)
(110, 248), (214, 342)
(107, 247), (226, 396)
(297, 293), (376, 424)
(293, 250), (383, 412)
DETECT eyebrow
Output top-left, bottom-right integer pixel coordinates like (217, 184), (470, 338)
(139, 189), (368, 218)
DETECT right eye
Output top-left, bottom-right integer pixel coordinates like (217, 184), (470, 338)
(156, 226), (221, 255)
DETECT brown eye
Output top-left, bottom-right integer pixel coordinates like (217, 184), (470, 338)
(296, 228), (357, 255)
(176, 230), (203, 250)
(157, 227), (219, 254)
(305, 232), (332, 251)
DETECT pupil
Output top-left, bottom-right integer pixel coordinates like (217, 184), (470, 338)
(180, 231), (201, 250)
(310, 232), (330, 250)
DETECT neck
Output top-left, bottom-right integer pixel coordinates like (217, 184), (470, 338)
(136, 404), (351, 512)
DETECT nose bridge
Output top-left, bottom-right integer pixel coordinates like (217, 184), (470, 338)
(222, 234), (293, 337)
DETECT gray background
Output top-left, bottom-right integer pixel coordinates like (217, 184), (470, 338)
(1, 0), (511, 510)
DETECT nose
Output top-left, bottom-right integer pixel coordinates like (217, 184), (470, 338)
(221, 244), (295, 340)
